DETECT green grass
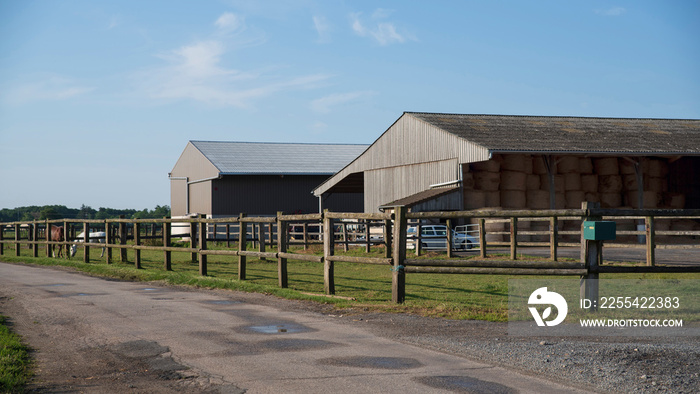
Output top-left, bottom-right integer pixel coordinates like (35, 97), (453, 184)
(0, 315), (32, 393)
(2, 243), (699, 323)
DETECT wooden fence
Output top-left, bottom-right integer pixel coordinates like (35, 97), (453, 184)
(2, 204), (699, 303)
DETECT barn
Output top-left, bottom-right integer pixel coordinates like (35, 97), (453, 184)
(313, 112), (700, 216)
(170, 141), (368, 217)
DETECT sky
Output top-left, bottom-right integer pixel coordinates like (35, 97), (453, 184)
(1, 0), (699, 210)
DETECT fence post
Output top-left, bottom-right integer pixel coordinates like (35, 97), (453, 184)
(45, 220), (51, 257)
(83, 222), (90, 263)
(119, 215), (127, 263)
(277, 212), (288, 288)
(323, 210), (335, 295)
(415, 223), (422, 256)
(32, 222), (39, 257)
(134, 222), (141, 269)
(238, 213), (247, 280)
(365, 220), (371, 253)
(342, 222), (349, 252)
(446, 219), (453, 258)
(550, 217), (558, 261)
(580, 202), (601, 310)
(63, 221), (69, 259)
(190, 220), (198, 263)
(199, 217), (207, 276)
(163, 218), (171, 271)
(15, 223), (20, 257)
(645, 216), (655, 266)
(384, 218), (392, 259)
(510, 217), (518, 260)
(392, 206), (407, 303)
(0, 223), (4, 256)
(105, 222), (113, 263)
(479, 218), (486, 258)
(258, 223), (266, 261)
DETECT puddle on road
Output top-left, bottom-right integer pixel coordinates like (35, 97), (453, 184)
(260, 338), (337, 352)
(320, 356), (423, 370)
(59, 292), (103, 297)
(39, 283), (70, 287)
(203, 300), (242, 306)
(414, 375), (517, 393)
(247, 324), (308, 334)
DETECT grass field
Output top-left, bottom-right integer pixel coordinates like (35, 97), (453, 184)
(1, 242), (699, 322)
(0, 314), (32, 393)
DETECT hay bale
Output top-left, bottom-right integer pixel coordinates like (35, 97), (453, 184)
(600, 193), (622, 208)
(540, 175), (565, 192)
(485, 219), (505, 243)
(472, 159), (500, 173)
(565, 191), (586, 208)
(555, 193), (566, 209)
(462, 172), (475, 190)
(533, 156), (553, 175)
(619, 159), (636, 175)
(625, 191), (661, 209)
(646, 177), (664, 193)
(623, 174), (639, 191)
(584, 192), (600, 203)
(579, 157), (594, 174)
(464, 190), (486, 209)
(484, 191), (501, 207)
(647, 159), (669, 178)
(564, 173), (581, 191)
(474, 171), (500, 191)
(581, 175), (598, 193)
(557, 156), (580, 174)
(527, 190), (550, 209)
(501, 190), (527, 209)
(526, 174), (541, 190)
(501, 171), (527, 190)
(522, 155), (534, 174)
(530, 221), (551, 242)
(599, 175), (623, 193)
(664, 193), (686, 209)
(501, 155), (526, 171)
(594, 157), (619, 175)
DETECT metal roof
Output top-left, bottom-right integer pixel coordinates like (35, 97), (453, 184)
(189, 141), (369, 175)
(408, 112), (700, 155)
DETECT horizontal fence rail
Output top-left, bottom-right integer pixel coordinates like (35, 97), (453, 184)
(2, 204), (699, 303)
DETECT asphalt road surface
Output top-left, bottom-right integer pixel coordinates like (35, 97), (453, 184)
(0, 262), (592, 394)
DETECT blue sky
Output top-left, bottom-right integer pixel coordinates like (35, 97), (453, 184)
(1, 0), (699, 210)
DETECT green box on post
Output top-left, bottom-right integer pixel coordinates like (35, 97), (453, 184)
(583, 221), (616, 241)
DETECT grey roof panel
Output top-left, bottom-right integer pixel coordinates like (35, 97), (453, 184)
(189, 141), (369, 175)
(408, 113), (700, 154)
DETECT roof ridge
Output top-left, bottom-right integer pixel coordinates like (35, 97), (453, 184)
(404, 112), (700, 122)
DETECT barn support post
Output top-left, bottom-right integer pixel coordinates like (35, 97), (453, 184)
(163, 218), (172, 271)
(134, 222), (142, 269)
(392, 206), (407, 304)
(118, 216), (127, 263)
(238, 213), (247, 281)
(580, 202), (601, 310)
(199, 218), (208, 276)
(83, 222), (90, 263)
(277, 212), (288, 288)
(446, 219), (453, 258)
(550, 217), (559, 261)
(478, 218), (487, 258)
(510, 217), (518, 260)
(323, 210), (335, 295)
(190, 220), (198, 263)
(645, 216), (656, 266)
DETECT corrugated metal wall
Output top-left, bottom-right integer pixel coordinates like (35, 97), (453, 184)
(170, 142), (220, 216)
(364, 159), (459, 212)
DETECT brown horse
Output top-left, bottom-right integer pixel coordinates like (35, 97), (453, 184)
(49, 225), (65, 258)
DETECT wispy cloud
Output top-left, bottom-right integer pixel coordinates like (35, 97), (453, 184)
(313, 15), (331, 43)
(141, 12), (330, 108)
(350, 9), (411, 45)
(2, 75), (94, 105)
(595, 7), (626, 16)
(311, 91), (376, 113)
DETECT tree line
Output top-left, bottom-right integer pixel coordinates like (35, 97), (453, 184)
(0, 205), (171, 222)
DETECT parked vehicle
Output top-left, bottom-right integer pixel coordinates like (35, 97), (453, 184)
(407, 224), (478, 250)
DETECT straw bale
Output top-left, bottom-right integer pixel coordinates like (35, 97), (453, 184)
(625, 191), (661, 209)
(564, 173), (581, 191)
(584, 192), (600, 203)
(501, 155), (526, 171)
(526, 190), (550, 210)
(555, 193), (566, 209)
(484, 191), (501, 208)
(593, 157), (619, 175)
(664, 193), (686, 209)
(526, 174), (541, 190)
(579, 157), (594, 174)
(471, 159), (500, 173)
(600, 193), (622, 208)
(557, 156), (580, 174)
(501, 171), (527, 190)
(619, 159), (636, 175)
(599, 175), (623, 193)
(646, 177), (664, 193)
(565, 191), (586, 208)
(622, 174), (639, 191)
(474, 171), (500, 191)
(463, 190), (486, 210)
(522, 155), (533, 174)
(540, 175), (565, 192)
(581, 175), (598, 193)
(533, 156), (553, 175)
(647, 159), (669, 178)
(501, 190), (527, 209)
(462, 172), (475, 190)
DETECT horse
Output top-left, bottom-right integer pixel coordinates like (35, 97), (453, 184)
(49, 225), (65, 258)
(70, 231), (107, 258)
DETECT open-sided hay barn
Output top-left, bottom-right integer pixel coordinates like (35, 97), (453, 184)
(313, 112), (700, 217)
(170, 141), (368, 217)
